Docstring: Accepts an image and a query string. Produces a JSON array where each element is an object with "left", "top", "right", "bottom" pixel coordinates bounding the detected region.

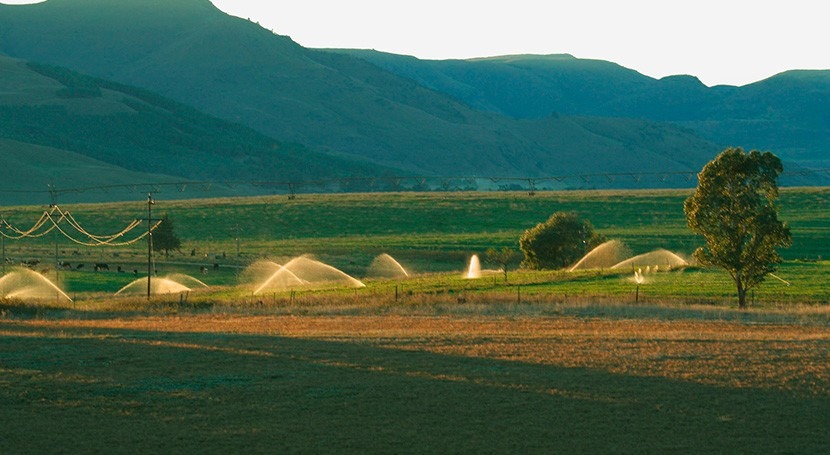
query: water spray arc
[
  {"left": 611, "top": 249, "right": 688, "bottom": 270},
  {"left": 0, "top": 268, "right": 72, "bottom": 302},
  {"left": 465, "top": 254, "right": 481, "bottom": 279},
  {"left": 634, "top": 268, "right": 645, "bottom": 303},
  {"left": 114, "top": 276, "right": 194, "bottom": 296},
  {"left": 253, "top": 263, "right": 308, "bottom": 295},
  {"left": 245, "top": 257, "right": 365, "bottom": 294},
  {"left": 367, "top": 254, "right": 409, "bottom": 279}
]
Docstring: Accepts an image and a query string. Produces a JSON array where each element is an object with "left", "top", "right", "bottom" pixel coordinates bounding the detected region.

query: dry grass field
[{"left": 2, "top": 310, "right": 828, "bottom": 453}]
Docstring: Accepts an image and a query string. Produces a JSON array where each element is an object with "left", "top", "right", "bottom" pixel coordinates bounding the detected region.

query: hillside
[
  {"left": 0, "top": 0, "right": 722, "bottom": 182},
  {"left": 0, "top": 139, "right": 184, "bottom": 205},
  {"left": 336, "top": 51, "right": 830, "bottom": 168},
  {"left": 0, "top": 55, "right": 393, "bottom": 203}
]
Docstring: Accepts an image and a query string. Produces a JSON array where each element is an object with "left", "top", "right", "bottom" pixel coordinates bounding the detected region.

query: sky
[
  {"left": 208, "top": 0, "right": 829, "bottom": 87},
  {"left": 3, "top": 0, "right": 827, "bottom": 87}
]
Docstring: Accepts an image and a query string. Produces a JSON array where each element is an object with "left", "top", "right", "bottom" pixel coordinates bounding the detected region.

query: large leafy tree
[
  {"left": 519, "top": 212, "right": 605, "bottom": 270},
  {"left": 684, "top": 147, "right": 791, "bottom": 309}
]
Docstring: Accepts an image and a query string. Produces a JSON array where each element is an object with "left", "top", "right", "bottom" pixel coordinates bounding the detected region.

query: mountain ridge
[
  {"left": 334, "top": 50, "right": 830, "bottom": 167},
  {"left": 0, "top": 0, "right": 726, "bottom": 182}
]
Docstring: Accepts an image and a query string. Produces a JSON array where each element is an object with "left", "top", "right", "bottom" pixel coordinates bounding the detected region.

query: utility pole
[
  {"left": 147, "top": 193, "right": 155, "bottom": 300},
  {"left": 49, "top": 184, "right": 59, "bottom": 289},
  {"left": 1, "top": 215, "right": 5, "bottom": 298},
  {"left": 1, "top": 215, "right": 5, "bottom": 276},
  {"left": 526, "top": 178, "right": 537, "bottom": 196}
]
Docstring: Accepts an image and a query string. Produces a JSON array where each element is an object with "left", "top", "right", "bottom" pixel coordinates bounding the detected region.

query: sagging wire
[
  {"left": 1, "top": 205, "right": 160, "bottom": 246},
  {"left": 56, "top": 207, "right": 144, "bottom": 242},
  {"left": 2, "top": 208, "right": 58, "bottom": 239}
]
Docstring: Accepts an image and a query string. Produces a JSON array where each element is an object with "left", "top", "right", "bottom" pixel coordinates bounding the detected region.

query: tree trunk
[{"left": 736, "top": 277, "right": 747, "bottom": 309}]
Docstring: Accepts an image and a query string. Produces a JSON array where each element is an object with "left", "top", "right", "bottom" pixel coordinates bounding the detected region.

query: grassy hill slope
[
  {"left": 0, "top": 138, "right": 187, "bottom": 205},
  {"left": 0, "top": 55, "right": 393, "bottom": 202},
  {"left": 0, "top": 0, "right": 722, "bottom": 180}
]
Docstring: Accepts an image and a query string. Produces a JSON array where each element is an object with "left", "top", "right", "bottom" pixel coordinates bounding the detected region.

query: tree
[
  {"left": 485, "top": 246, "right": 518, "bottom": 282},
  {"left": 519, "top": 212, "right": 606, "bottom": 270},
  {"left": 684, "top": 147, "right": 792, "bottom": 309},
  {"left": 152, "top": 213, "right": 182, "bottom": 258}
]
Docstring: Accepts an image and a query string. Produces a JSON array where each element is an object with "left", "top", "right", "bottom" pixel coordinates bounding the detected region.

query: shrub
[{"left": 519, "top": 212, "right": 605, "bottom": 269}]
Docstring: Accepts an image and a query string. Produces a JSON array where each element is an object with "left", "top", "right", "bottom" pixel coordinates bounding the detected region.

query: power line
[{"left": 1, "top": 205, "right": 160, "bottom": 247}]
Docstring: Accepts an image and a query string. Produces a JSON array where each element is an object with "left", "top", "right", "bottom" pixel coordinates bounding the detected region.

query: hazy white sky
[
  {"left": 208, "top": 0, "right": 828, "bottom": 87},
  {"left": 3, "top": 0, "right": 827, "bottom": 86}
]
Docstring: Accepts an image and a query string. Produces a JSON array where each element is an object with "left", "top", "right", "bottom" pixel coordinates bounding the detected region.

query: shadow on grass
[{"left": 1, "top": 323, "right": 827, "bottom": 453}]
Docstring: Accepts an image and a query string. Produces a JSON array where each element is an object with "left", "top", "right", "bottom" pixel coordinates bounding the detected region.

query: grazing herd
[{"left": 13, "top": 258, "right": 219, "bottom": 275}]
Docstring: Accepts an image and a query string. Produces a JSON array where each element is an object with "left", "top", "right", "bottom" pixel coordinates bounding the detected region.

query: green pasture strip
[
  {"left": 2, "top": 188, "right": 829, "bottom": 301},
  {"left": 5, "top": 188, "right": 829, "bottom": 261}
]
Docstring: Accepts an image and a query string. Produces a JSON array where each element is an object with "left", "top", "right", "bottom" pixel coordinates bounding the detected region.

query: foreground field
[{"left": 1, "top": 310, "right": 828, "bottom": 452}]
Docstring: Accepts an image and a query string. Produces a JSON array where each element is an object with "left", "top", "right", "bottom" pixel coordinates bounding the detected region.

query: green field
[{"left": 1, "top": 188, "right": 829, "bottom": 304}]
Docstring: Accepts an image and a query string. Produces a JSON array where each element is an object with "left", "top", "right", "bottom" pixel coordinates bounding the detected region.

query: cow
[{"left": 94, "top": 263, "right": 109, "bottom": 272}]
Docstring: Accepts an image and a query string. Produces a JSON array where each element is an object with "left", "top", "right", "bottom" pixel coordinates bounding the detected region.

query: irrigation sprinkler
[{"left": 634, "top": 268, "right": 645, "bottom": 303}]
